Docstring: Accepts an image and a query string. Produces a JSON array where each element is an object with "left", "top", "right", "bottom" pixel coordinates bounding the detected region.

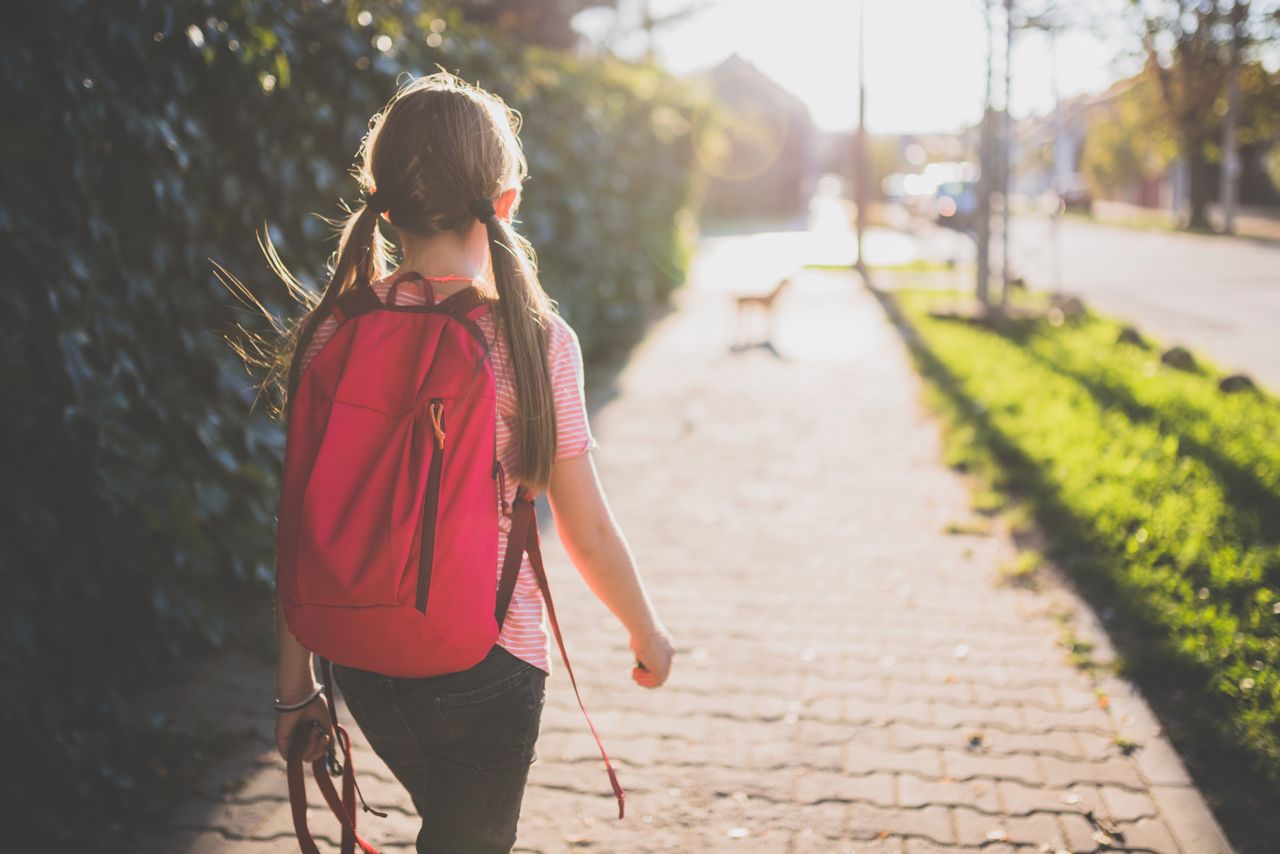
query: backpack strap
[
  {"left": 434, "top": 284, "right": 488, "bottom": 319},
  {"left": 285, "top": 284, "right": 383, "bottom": 406},
  {"left": 331, "top": 285, "right": 384, "bottom": 325},
  {"left": 494, "top": 488, "right": 531, "bottom": 628},
  {"left": 287, "top": 722, "right": 380, "bottom": 854},
  {"left": 498, "top": 487, "right": 626, "bottom": 820},
  {"left": 383, "top": 271, "right": 488, "bottom": 319}
]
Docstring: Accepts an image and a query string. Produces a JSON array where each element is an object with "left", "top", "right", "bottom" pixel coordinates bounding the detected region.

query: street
[{"left": 881, "top": 206, "right": 1280, "bottom": 395}]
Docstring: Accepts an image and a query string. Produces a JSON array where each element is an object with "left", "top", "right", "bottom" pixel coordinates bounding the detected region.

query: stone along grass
[{"left": 888, "top": 288, "right": 1280, "bottom": 848}]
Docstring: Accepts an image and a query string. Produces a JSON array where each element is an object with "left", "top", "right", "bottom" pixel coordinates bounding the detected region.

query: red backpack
[{"left": 277, "top": 272, "right": 623, "bottom": 853}]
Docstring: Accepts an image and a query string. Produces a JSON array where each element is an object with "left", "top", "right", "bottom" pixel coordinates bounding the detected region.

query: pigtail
[
  {"left": 284, "top": 200, "right": 389, "bottom": 410},
  {"left": 484, "top": 213, "right": 558, "bottom": 492}
]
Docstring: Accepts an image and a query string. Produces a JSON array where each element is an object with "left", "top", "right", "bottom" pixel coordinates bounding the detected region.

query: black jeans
[{"left": 333, "top": 644, "right": 547, "bottom": 854}]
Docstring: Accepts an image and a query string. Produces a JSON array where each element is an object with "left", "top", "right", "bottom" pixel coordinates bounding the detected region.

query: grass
[
  {"left": 883, "top": 287, "right": 1280, "bottom": 850},
  {"left": 944, "top": 519, "right": 991, "bottom": 536},
  {"left": 802, "top": 259, "right": 958, "bottom": 274},
  {"left": 997, "top": 550, "right": 1044, "bottom": 590}
]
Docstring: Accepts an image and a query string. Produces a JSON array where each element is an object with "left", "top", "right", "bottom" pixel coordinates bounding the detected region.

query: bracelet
[{"left": 274, "top": 684, "right": 323, "bottom": 713}]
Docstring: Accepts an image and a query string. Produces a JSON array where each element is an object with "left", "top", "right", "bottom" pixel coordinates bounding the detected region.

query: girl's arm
[
  {"left": 547, "top": 451, "right": 676, "bottom": 688},
  {"left": 274, "top": 591, "right": 335, "bottom": 761}
]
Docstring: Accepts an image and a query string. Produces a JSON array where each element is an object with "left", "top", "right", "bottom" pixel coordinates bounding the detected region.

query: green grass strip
[{"left": 890, "top": 289, "right": 1280, "bottom": 784}]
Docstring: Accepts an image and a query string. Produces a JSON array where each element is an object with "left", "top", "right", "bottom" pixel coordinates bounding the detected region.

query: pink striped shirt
[{"left": 297, "top": 275, "right": 599, "bottom": 675}]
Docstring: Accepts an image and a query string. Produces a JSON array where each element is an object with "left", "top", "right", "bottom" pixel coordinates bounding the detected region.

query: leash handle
[{"left": 287, "top": 721, "right": 380, "bottom": 854}]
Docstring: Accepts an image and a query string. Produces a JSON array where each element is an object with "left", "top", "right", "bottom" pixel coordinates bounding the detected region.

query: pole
[
  {"left": 999, "top": 0, "right": 1013, "bottom": 307},
  {"left": 1048, "top": 11, "right": 1063, "bottom": 294},
  {"left": 976, "top": 0, "right": 993, "bottom": 308},
  {"left": 1221, "top": 0, "right": 1244, "bottom": 235},
  {"left": 855, "top": 0, "right": 869, "bottom": 278}
]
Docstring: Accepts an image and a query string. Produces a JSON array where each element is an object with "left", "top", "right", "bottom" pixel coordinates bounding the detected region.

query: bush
[{"left": 0, "top": 1, "right": 706, "bottom": 844}]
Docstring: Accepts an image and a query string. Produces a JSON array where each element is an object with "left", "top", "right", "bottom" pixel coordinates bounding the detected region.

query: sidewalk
[
  {"left": 139, "top": 249, "right": 1234, "bottom": 852},
  {"left": 1091, "top": 199, "right": 1280, "bottom": 243}
]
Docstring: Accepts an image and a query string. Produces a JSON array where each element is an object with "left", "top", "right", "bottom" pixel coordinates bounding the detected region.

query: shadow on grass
[
  {"left": 1006, "top": 333, "right": 1280, "bottom": 557},
  {"left": 866, "top": 285, "right": 1280, "bottom": 854}
]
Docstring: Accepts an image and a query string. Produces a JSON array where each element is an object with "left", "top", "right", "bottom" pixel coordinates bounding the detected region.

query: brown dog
[{"left": 731, "top": 276, "right": 793, "bottom": 353}]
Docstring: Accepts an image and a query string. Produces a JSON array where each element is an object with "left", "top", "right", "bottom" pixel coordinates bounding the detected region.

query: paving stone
[
  {"left": 1099, "top": 784, "right": 1159, "bottom": 822},
  {"left": 1037, "top": 754, "right": 1144, "bottom": 790},
  {"left": 901, "top": 841, "right": 977, "bottom": 854},
  {"left": 995, "top": 780, "right": 1106, "bottom": 818},
  {"left": 930, "top": 701, "right": 1024, "bottom": 730},
  {"left": 792, "top": 769, "right": 896, "bottom": 807},
  {"left": 1149, "top": 784, "right": 1236, "bottom": 854},
  {"left": 802, "top": 716, "right": 890, "bottom": 748},
  {"left": 845, "top": 746, "right": 944, "bottom": 778},
  {"left": 940, "top": 749, "right": 1043, "bottom": 785},
  {"left": 953, "top": 806, "right": 1062, "bottom": 847},
  {"left": 1019, "top": 705, "right": 1114, "bottom": 733},
  {"left": 1058, "top": 810, "right": 1109, "bottom": 853},
  {"left": 897, "top": 773, "right": 999, "bottom": 813},
  {"left": 794, "top": 832, "right": 904, "bottom": 854},
  {"left": 1115, "top": 816, "right": 1183, "bottom": 853},
  {"left": 987, "top": 728, "right": 1084, "bottom": 760},
  {"left": 846, "top": 803, "right": 955, "bottom": 845}
]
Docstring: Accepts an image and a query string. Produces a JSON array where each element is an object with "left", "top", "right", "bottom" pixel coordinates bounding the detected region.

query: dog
[{"left": 731, "top": 276, "right": 793, "bottom": 354}]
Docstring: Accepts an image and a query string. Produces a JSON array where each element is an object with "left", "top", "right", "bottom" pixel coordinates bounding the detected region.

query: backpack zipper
[{"left": 416, "top": 399, "right": 446, "bottom": 613}]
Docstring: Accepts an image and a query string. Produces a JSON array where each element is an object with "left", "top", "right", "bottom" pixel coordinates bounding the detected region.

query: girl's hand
[
  {"left": 630, "top": 625, "right": 676, "bottom": 688},
  {"left": 275, "top": 694, "right": 335, "bottom": 764}
]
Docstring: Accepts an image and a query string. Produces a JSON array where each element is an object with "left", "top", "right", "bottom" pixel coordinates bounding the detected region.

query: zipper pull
[{"left": 429, "top": 400, "right": 446, "bottom": 449}]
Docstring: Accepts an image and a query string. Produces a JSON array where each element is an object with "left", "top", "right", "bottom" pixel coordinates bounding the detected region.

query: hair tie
[
  {"left": 469, "top": 197, "right": 496, "bottom": 222},
  {"left": 366, "top": 188, "right": 392, "bottom": 215}
]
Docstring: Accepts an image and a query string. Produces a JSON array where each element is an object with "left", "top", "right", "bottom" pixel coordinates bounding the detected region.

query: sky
[{"left": 574, "top": 0, "right": 1145, "bottom": 135}]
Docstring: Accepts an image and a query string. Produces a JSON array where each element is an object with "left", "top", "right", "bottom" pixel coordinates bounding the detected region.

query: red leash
[
  {"left": 287, "top": 722, "right": 379, "bottom": 854},
  {"left": 285, "top": 491, "right": 624, "bottom": 854},
  {"left": 513, "top": 488, "right": 626, "bottom": 819}
]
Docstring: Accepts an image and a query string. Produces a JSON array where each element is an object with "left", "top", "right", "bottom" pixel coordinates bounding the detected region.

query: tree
[
  {"left": 450, "top": 0, "right": 618, "bottom": 49},
  {"left": 1124, "top": 0, "right": 1280, "bottom": 229},
  {"left": 1081, "top": 72, "right": 1179, "bottom": 202}
]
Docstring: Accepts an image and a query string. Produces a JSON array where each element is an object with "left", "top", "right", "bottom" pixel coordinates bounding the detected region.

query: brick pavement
[{"left": 138, "top": 255, "right": 1234, "bottom": 853}]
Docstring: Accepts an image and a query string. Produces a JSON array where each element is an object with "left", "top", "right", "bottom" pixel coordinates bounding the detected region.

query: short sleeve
[
  {"left": 297, "top": 314, "right": 339, "bottom": 376},
  {"left": 547, "top": 313, "right": 600, "bottom": 461}
]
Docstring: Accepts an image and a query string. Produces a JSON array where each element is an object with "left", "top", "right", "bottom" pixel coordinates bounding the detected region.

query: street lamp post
[
  {"left": 855, "top": 0, "right": 869, "bottom": 279},
  {"left": 1048, "top": 9, "right": 1063, "bottom": 295},
  {"left": 1221, "top": 0, "right": 1244, "bottom": 235},
  {"left": 976, "top": 0, "right": 994, "bottom": 308},
  {"left": 1000, "top": 0, "right": 1014, "bottom": 307}
]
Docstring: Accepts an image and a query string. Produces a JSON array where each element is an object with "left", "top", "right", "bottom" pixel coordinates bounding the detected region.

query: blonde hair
[{"left": 267, "top": 71, "right": 560, "bottom": 492}]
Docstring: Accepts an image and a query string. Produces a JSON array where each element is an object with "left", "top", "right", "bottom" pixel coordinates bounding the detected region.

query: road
[
  {"left": 1006, "top": 215, "right": 1279, "bottom": 392},
  {"left": 864, "top": 200, "right": 1280, "bottom": 392}
]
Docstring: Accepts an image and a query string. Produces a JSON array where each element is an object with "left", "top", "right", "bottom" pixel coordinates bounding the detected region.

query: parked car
[
  {"left": 934, "top": 180, "right": 979, "bottom": 231},
  {"left": 1055, "top": 173, "right": 1093, "bottom": 213}
]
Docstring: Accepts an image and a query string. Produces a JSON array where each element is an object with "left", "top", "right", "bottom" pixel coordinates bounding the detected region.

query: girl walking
[{"left": 270, "top": 72, "right": 676, "bottom": 853}]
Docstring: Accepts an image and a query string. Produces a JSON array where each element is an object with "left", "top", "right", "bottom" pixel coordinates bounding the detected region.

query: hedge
[{"left": 0, "top": 1, "right": 707, "bottom": 844}]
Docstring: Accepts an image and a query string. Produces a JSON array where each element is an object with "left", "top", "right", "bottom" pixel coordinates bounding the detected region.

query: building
[{"left": 695, "top": 53, "right": 817, "bottom": 221}]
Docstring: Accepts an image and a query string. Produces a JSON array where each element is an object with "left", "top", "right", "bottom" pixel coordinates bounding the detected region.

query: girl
[{"left": 270, "top": 72, "right": 676, "bottom": 852}]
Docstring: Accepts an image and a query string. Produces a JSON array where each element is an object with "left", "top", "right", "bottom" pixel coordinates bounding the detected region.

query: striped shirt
[{"left": 297, "top": 274, "right": 599, "bottom": 675}]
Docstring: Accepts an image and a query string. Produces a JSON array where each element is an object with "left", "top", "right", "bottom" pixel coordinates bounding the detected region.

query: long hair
[{"left": 229, "top": 72, "right": 560, "bottom": 492}]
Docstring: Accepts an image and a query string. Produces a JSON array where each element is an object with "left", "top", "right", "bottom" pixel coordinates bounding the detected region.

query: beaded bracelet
[{"left": 274, "top": 684, "right": 323, "bottom": 713}]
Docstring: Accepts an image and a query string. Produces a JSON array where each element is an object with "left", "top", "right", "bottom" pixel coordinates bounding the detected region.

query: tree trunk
[{"left": 1184, "top": 134, "right": 1213, "bottom": 231}]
